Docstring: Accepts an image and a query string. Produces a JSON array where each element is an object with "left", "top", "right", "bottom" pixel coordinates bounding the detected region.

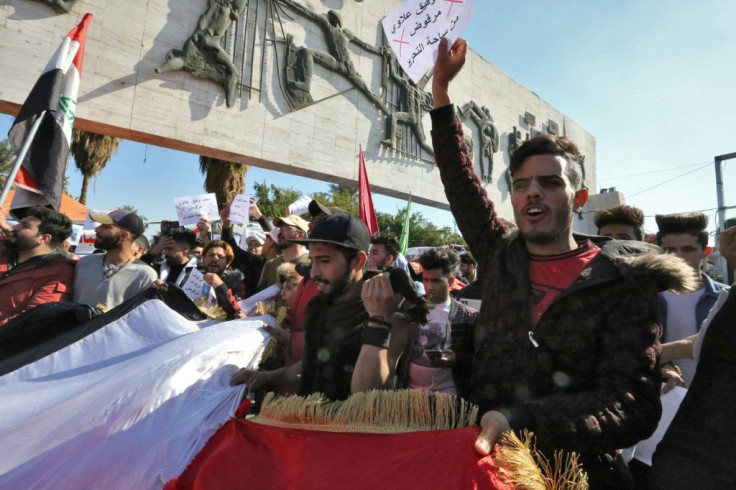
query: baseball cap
[
  {"left": 267, "top": 228, "right": 280, "bottom": 242},
  {"left": 273, "top": 215, "right": 310, "bottom": 233},
  {"left": 90, "top": 209, "right": 146, "bottom": 236},
  {"left": 289, "top": 212, "right": 369, "bottom": 252},
  {"left": 308, "top": 200, "right": 331, "bottom": 218},
  {"left": 245, "top": 231, "right": 265, "bottom": 245}
]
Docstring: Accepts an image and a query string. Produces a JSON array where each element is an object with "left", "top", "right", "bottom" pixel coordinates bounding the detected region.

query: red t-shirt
[{"left": 528, "top": 241, "right": 600, "bottom": 326}]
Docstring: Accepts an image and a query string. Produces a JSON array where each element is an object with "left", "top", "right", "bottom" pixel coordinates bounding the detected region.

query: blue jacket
[{"left": 660, "top": 273, "right": 727, "bottom": 333}]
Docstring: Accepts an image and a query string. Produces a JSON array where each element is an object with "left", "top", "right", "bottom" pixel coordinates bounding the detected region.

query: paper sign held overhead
[
  {"left": 229, "top": 194, "right": 251, "bottom": 226},
  {"left": 174, "top": 194, "right": 219, "bottom": 226},
  {"left": 287, "top": 195, "right": 312, "bottom": 217},
  {"left": 382, "top": 0, "right": 474, "bottom": 84}
]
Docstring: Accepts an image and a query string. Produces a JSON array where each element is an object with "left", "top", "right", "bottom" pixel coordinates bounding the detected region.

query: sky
[{"left": 2, "top": 1, "right": 735, "bottom": 243}]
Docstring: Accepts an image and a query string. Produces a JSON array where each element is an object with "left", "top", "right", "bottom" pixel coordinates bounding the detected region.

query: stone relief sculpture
[
  {"left": 33, "top": 0, "right": 76, "bottom": 13},
  {"left": 277, "top": 0, "right": 389, "bottom": 114},
  {"left": 155, "top": 0, "right": 248, "bottom": 108},
  {"left": 458, "top": 101, "right": 499, "bottom": 182},
  {"left": 508, "top": 125, "right": 524, "bottom": 155},
  {"left": 381, "top": 51, "right": 434, "bottom": 156},
  {"left": 283, "top": 34, "right": 314, "bottom": 110}
]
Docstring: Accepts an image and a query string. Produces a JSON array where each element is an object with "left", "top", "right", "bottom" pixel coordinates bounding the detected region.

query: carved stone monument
[{"left": 1, "top": 0, "right": 596, "bottom": 219}]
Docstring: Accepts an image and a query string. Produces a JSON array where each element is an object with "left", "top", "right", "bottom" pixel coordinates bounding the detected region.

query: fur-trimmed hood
[{"left": 600, "top": 239, "right": 699, "bottom": 294}]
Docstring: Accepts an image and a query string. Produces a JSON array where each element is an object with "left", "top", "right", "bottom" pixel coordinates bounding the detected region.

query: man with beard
[
  {"left": 0, "top": 206, "right": 76, "bottom": 325},
  {"left": 199, "top": 240, "right": 244, "bottom": 319},
  {"left": 257, "top": 215, "right": 310, "bottom": 291},
  {"left": 354, "top": 248, "right": 477, "bottom": 396},
  {"left": 231, "top": 212, "right": 370, "bottom": 401},
  {"left": 353, "top": 38, "right": 695, "bottom": 488},
  {"left": 73, "top": 209, "right": 156, "bottom": 310},
  {"left": 144, "top": 227, "right": 199, "bottom": 288},
  {"left": 365, "top": 233, "right": 400, "bottom": 270}
]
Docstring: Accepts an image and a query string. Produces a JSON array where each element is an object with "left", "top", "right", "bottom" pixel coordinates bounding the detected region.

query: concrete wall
[{"left": 0, "top": 0, "right": 596, "bottom": 222}]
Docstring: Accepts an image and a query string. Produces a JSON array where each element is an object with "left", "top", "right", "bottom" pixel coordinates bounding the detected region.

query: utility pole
[{"left": 715, "top": 152, "right": 736, "bottom": 284}]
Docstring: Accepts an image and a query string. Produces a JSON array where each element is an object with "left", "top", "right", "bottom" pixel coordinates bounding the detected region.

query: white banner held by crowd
[
  {"left": 174, "top": 193, "right": 219, "bottom": 226},
  {"left": 229, "top": 194, "right": 251, "bottom": 226},
  {"left": 0, "top": 301, "right": 270, "bottom": 489},
  {"left": 287, "top": 194, "right": 312, "bottom": 217},
  {"left": 382, "top": 0, "right": 474, "bottom": 83}
]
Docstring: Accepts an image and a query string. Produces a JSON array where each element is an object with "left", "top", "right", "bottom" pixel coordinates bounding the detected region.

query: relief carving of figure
[
  {"left": 458, "top": 101, "right": 499, "bottom": 182},
  {"left": 155, "top": 0, "right": 248, "bottom": 108},
  {"left": 35, "top": 0, "right": 77, "bottom": 13},
  {"left": 283, "top": 34, "right": 314, "bottom": 110},
  {"left": 380, "top": 51, "right": 433, "bottom": 156},
  {"left": 278, "top": 0, "right": 388, "bottom": 114}
]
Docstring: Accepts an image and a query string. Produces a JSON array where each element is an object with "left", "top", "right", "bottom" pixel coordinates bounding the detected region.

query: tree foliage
[
  {"left": 199, "top": 156, "right": 248, "bottom": 209},
  {"left": 0, "top": 139, "right": 14, "bottom": 189},
  {"left": 252, "top": 181, "right": 305, "bottom": 220},
  {"left": 71, "top": 129, "right": 120, "bottom": 204},
  {"left": 255, "top": 181, "right": 464, "bottom": 247}
]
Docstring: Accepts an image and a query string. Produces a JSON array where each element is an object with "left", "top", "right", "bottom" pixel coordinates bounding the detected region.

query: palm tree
[
  {"left": 71, "top": 129, "right": 120, "bottom": 204},
  {"left": 198, "top": 156, "right": 248, "bottom": 209},
  {"left": 0, "top": 139, "right": 15, "bottom": 189}
]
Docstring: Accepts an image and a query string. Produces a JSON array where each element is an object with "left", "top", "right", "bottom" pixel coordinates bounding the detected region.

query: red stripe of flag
[{"left": 358, "top": 145, "right": 379, "bottom": 236}]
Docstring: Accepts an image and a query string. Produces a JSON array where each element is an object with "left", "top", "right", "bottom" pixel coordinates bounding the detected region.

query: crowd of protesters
[{"left": 2, "top": 37, "right": 736, "bottom": 489}]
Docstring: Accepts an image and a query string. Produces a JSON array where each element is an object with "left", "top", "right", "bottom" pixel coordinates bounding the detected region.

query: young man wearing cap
[
  {"left": 231, "top": 212, "right": 371, "bottom": 401},
  {"left": 73, "top": 209, "right": 156, "bottom": 310},
  {"left": 352, "top": 38, "right": 695, "bottom": 488},
  {"left": 0, "top": 206, "right": 76, "bottom": 325},
  {"left": 257, "top": 215, "right": 310, "bottom": 290}
]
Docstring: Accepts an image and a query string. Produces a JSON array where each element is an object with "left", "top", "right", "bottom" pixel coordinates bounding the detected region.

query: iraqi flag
[
  {"left": 7, "top": 13, "right": 92, "bottom": 216},
  {"left": 358, "top": 145, "right": 379, "bottom": 236}
]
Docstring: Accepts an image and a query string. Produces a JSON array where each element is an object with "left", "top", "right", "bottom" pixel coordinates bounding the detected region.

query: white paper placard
[
  {"left": 229, "top": 194, "right": 251, "bottom": 226},
  {"left": 287, "top": 194, "right": 312, "bottom": 217},
  {"left": 382, "top": 0, "right": 474, "bottom": 84},
  {"left": 181, "top": 268, "right": 205, "bottom": 300},
  {"left": 84, "top": 209, "right": 110, "bottom": 230},
  {"left": 173, "top": 194, "right": 219, "bottom": 226},
  {"left": 67, "top": 224, "right": 84, "bottom": 246}
]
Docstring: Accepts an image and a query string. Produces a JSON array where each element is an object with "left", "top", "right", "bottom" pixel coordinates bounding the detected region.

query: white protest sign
[
  {"left": 229, "top": 194, "right": 251, "bottom": 226},
  {"left": 67, "top": 224, "right": 84, "bottom": 246},
  {"left": 181, "top": 268, "right": 205, "bottom": 300},
  {"left": 382, "top": 0, "right": 474, "bottom": 84},
  {"left": 173, "top": 194, "right": 219, "bottom": 226},
  {"left": 84, "top": 209, "right": 110, "bottom": 231},
  {"left": 287, "top": 194, "right": 312, "bottom": 216}
]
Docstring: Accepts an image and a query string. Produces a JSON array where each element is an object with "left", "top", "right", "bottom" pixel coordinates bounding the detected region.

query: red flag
[
  {"left": 358, "top": 145, "right": 379, "bottom": 236},
  {"left": 165, "top": 418, "right": 510, "bottom": 489},
  {"left": 7, "top": 13, "right": 92, "bottom": 215}
]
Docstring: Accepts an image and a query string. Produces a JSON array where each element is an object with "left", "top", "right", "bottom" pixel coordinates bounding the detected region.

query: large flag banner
[
  {"left": 358, "top": 145, "right": 379, "bottom": 236},
  {"left": 0, "top": 300, "right": 270, "bottom": 489},
  {"left": 399, "top": 194, "right": 412, "bottom": 256},
  {"left": 7, "top": 13, "right": 92, "bottom": 214}
]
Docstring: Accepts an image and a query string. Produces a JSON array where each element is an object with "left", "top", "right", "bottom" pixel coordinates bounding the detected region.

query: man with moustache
[
  {"left": 198, "top": 240, "right": 244, "bottom": 319},
  {"left": 0, "top": 206, "right": 76, "bottom": 325},
  {"left": 143, "top": 227, "right": 199, "bottom": 288},
  {"left": 231, "top": 212, "right": 370, "bottom": 401},
  {"left": 257, "top": 215, "right": 310, "bottom": 290},
  {"left": 73, "top": 209, "right": 156, "bottom": 310},
  {"left": 354, "top": 38, "right": 694, "bottom": 488}
]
